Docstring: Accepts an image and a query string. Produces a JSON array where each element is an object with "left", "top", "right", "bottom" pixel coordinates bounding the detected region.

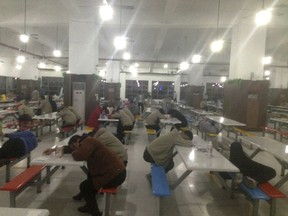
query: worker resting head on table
[{"left": 143, "top": 129, "right": 193, "bottom": 173}]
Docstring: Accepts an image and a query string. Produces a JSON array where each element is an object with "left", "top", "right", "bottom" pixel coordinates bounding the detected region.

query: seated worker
[
  {"left": 68, "top": 106, "right": 81, "bottom": 123},
  {"left": 143, "top": 129, "right": 193, "bottom": 173},
  {"left": 17, "top": 98, "right": 35, "bottom": 121},
  {"left": 122, "top": 106, "right": 135, "bottom": 125},
  {"left": 86, "top": 103, "right": 108, "bottom": 130},
  {"left": 109, "top": 107, "right": 133, "bottom": 144},
  {"left": 48, "top": 95, "right": 57, "bottom": 112},
  {"left": 72, "top": 135, "right": 126, "bottom": 216},
  {"left": 0, "top": 131, "right": 37, "bottom": 160},
  {"left": 229, "top": 141, "right": 276, "bottom": 188},
  {"left": 167, "top": 108, "right": 188, "bottom": 131},
  {"left": 38, "top": 95, "right": 52, "bottom": 115},
  {"left": 145, "top": 108, "right": 166, "bottom": 137},
  {"left": 127, "top": 100, "right": 139, "bottom": 116},
  {"left": 56, "top": 106, "right": 77, "bottom": 128}
]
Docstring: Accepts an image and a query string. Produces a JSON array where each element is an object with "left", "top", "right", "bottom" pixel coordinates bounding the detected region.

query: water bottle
[{"left": 207, "top": 141, "right": 213, "bottom": 158}]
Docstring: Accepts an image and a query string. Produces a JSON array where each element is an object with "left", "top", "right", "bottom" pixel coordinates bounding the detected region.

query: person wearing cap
[
  {"left": 143, "top": 129, "right": 193, "bottom": 173},
  {"left": 145, "top": 108, "right": 166, "bottom": 137}
]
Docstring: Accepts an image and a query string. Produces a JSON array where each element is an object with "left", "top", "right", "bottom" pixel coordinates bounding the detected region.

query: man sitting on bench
[{"left": 143, "top": 129, "right": 193, "bottom": 173}]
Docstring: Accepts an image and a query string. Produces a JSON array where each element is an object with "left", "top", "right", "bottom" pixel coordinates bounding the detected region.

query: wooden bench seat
[
  {"left": 99, "top": 187, "right": 118, "bottom": 216},
  {"left": 0, "top": 165, "right": 46, "bottom": 207}
]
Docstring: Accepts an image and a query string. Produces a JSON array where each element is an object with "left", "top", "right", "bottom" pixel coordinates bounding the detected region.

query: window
[
  {"left": 180, "top": 82, "right": 188, "bottom": 100},
  {"left": 41, "top": 77, "right": 64, "bottom": 96},
  {"left": 125, "top": 80, "right": 148, "bottom": 101},
  {"left": 151, "top": 81, "right": 174, "bottom": 99}
]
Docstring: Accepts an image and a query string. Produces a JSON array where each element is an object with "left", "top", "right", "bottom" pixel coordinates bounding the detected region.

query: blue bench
[
  {"left": 151, "top": 164, "right": 171, "bottom": 197},
  {"left": 228, "top": 173, "right": 285, "bottom": 216}
]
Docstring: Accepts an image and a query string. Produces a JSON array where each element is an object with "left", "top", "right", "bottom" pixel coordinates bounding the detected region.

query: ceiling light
[
  {"left": 262, "top": 56, "right": 272, "bottom": 65},
  {"left": 179, "top": 61, "right": 189, "bottom": 71},
  {"left": 54, "top": 65, "right": 61, "bottom": 71},
  {"left": 19, "top": 34, "right": 29, "bottom": 43},
  {"left": 192, "top": 55, "right": 202, "bottom": 64},
  {"left": 16, "top": 55, "right": 26, "bottom": 64},
  {"left": 163, "top": 64, "right": 168, "bottom": 69},
  {"left": 265, "top": 77, "right": 270, "bottom": 80},
  {"left": 210, "top": 40, "right": 224, "bottom": 53},
  {"left": 99, "top": 69, "right": 106, "bottom": 77},
  {"left": 16, "top": 64, "right": 22, "bottom": 70},
  {"left": 123, "top": 52, "right": 131, "bottom": 60},
  {"left": 220, "top": 76, "right": 227, "bottom": 82},
  {"left": 264, "top": 70, "right": 271, "bottom": 76},
  {"left": 99, "top": 4, "right": 113, "bottom": 21},
  {"left": 113, "top": 36, "right": 127, "bottom": 50},
  {"left": 53, "top": 49, "right": 62, "bottom": 57},
  {"left": 66, "top": 70, "right": 70, "bottom": 74},
  {"left": 134, "top": 62, "right": 139, "bottom": 67},
  {"left": 255, "top": 8, "right": 272, "bottom": 26},
  {"left": 38, "top": 62, "right": 46, "bottom": 69}
]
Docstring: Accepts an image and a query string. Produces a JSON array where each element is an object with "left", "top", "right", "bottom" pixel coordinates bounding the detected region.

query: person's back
[
  {"left": 146, "top": 109, "right": 166, "bottom": 125},
  {"left": 57, "top": 107, "right": 77, "bottom": 126},
  {"left": 94, "top": 128, "right": 128, "bottom": 163},
  {"left": 68, "top": 106, "right": 81, "bottom": 122},
  {"left": 111, "top": 109, "right": 133, "bottom": 126},
  {"left": 86, "top": 105, "right": 103, "bottom": 129},
  {"left": 38, "top": 96, "right": 52, "bottom": 114},
  {"left": 123, "top": 107, "right": 135, "bottom": 123},
  {"left": 18, "top": 99, "right": 34, "bottom": 121}
]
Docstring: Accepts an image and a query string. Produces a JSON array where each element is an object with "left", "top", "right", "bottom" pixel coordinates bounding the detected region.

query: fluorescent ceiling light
[
  {"left": 134, "top": 62, "right": 139, "bottom": 68},
  {"left": 99, "top": 4, "right": 113, "bottom": 21},
  {"left": 163, "top": 64, "right": 168, "bottom": 69},
  {"left": 16, "top": 64, "right": 22, "bottom": 70},
  {"left": 255, "top": 8, "right": 272, "bottom": 26},
  {"left": 123, "top": 52, "right": 131, "bottom": 60},
  {"left": 38, "top": 62, "right": 46, "bottom": 69},
  {"left": 53, "top": 49, "right": 62, "bottom": 57},
  {"left": 16, "top": 55, "right": 26, "bottom": 64},
  {"left": 19, "top": 34, "right": 29, "bottom": 43},
  {"left": 192, "top": 55, "right": 201, "bottom": 64},
  {"left": 179, "top": 61, "right": 189, "bottom": 71},
  {"left": 262, "top": 56, "right": 272, "bottom": 65},
  {"left": 54, "top": 65, "right": 61, "bottom": 71},
  {"left": 264, "top": 70, "right": 271, "bottom": 76},
  {"left": 210, "top": 40, "right": 224, "bottom": 53},
  {"left": 220, "top": 76, "right": 227, "bottom": 82},
  {"left": 113, "top": 36, "right": 127, "bottom": 50}
]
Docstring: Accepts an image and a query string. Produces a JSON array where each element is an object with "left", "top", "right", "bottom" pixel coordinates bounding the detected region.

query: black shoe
[
  {"left": 72, "top": 193, "right": 83, "bottom": 201},
  {"left": 78, "top": 206, "right": 102, "bottom": 216}
]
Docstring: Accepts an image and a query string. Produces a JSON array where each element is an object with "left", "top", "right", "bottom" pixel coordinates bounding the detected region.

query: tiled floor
[{"left": 0, "top": 124, "right": 288, "bottom": 216}]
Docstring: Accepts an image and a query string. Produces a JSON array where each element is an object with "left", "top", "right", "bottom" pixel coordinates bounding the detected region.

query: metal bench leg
[
  {"left": 252, "top": 200, "right": 259, "bottom": 216},
  {"left": 104, "top": 193, "right": 111, "bottom": 216},
  {"left": 270, "top": 199, "right": 276, "bottom": 216},
  {"left": 10, "top": 192, "right": 16, "bottom": 207}
]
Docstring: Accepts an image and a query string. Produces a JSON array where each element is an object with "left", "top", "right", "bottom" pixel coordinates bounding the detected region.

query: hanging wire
[
  {"left": 119, "top": 0, "right": 122, "bottom": 34},
  {"left": 216, "top": 0, "right": 221, "bottom": 37},
  {"left": 24, "top": 0, "right": 27, "bottom": 34},
  {"left": 56, "top": 24, "right": 59, "bottom": 49}
]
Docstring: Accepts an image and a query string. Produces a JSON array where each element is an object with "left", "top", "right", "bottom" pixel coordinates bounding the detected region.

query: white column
[
  {"left": 187, "top": 64, "right": 204, "bottom": 85},
  {"left": 19, "top": 58, "right": 39, "bottom": 80},
  {"left": 174, "top": 74, "right": 181, "bottom": 102},
  {"left": 229, "top": 22, "right": 267, "bottom": 80},
  {"left": 69, "top": 19, "right": 99, "bottom": 74},
  {"left": 106, "top": 61, "right": 120, "bottom": 83}
]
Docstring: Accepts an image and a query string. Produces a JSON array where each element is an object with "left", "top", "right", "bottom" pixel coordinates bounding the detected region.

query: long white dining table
[
  {"left": 0, "top": 207, "right": 49, "bottom": 216},
  {"left": 171, "top": 135, "right": 239, "bottom": 190},
  {"left": 239, "top": 136, "right": 288, "bottom": 188},
  {"left": 205, "top": 116, "right": 246, "bottom": 138}
]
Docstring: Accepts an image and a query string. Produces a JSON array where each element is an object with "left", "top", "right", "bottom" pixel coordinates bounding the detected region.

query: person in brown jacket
[{"left": 72, "top": 136, "right": 126, "bottom": 216}]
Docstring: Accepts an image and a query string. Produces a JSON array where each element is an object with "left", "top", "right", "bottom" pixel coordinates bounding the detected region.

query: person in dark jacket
[
  {"left": 48, "top": 95, "right": 57, "bottom": 112},
  {"left": 72, "top": 136, "right": 126, "bottom": 216},
  {"left": 0, "top": 131, "right": 37, "bottom": 160},
  {"left": 229, "top": 141, "right": 276, "bottom": 186},
  {"left": 167, "top": 109, "right": 188, "bottom": 131}
]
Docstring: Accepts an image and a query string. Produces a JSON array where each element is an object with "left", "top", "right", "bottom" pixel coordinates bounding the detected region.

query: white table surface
[
  {"left": 98, "top": 118, "right": 119, "bottom": 122},
  {"left": 160, "top": 118, "right": 181, "bottom": 125},
  {"left": 33, "top": 112, "right": 58, "bottom": 120},
  {"left": 205, "top": 116, "right": 246, "bottom": 127},
  {"left": 239, "top": 136, "right": 288, "bottom": 162},
  {"left": 31, "top": 154, "right": 84, "bottom": 166},
  {"left": 189, "top": 109, "right": 214, "bottom": 116},
  {"left": 0, "top": 207, "right": 49, "bottom": 216},
  {"left": 176, "top": 135, "right": 239, "bottom": 172}
]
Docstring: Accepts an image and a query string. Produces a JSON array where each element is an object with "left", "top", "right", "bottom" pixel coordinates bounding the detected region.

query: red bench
[
  {"left": 0, "top": 165, "right": 46, "bottom": 207},
  {"left": 99, "top": 187, "right": 118, "bottom": 216},
  {"left": 258, "top": 182, "right": 286, "bottom": 216}
]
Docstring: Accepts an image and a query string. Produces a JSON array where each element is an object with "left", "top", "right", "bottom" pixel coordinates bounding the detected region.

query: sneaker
[
  {"left": 72, "top": 193, "right": 83, "bottom": 201},
  {"left": 243, "top": 176, "right": 258, "bottom": 189}
]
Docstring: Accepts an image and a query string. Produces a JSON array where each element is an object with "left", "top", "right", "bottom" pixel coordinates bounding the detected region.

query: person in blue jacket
[{"left": 0, "top": 131, "right": 37, "bottom": 160}]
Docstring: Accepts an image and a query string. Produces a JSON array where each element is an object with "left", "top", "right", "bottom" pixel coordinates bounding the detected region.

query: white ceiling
[{"left": 0, "top": 0, "right": 287, "bottom": 75}]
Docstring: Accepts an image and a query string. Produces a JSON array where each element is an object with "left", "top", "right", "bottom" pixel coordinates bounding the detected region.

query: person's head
[
  {"left": 68, "top": 135, "right": 82, "bottom": 150},
  {"left": 40, "top": 95, "right": 45, "bottom": 100},
  {"left": 180, "top": 130, "right": 193, "bottom": 141}
]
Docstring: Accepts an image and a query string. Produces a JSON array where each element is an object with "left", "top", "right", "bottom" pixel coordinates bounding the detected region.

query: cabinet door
[{"left": 246, "top": 99, "right": 259, "bottom": 128}]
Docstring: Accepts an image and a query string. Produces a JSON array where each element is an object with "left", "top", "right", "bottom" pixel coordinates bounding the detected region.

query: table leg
[
  {"left": 169, "top": 170, "right": 192, "bottom": 190},
  {"left": 274, "top": 173, "right": 288, "bottom": 188}
]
